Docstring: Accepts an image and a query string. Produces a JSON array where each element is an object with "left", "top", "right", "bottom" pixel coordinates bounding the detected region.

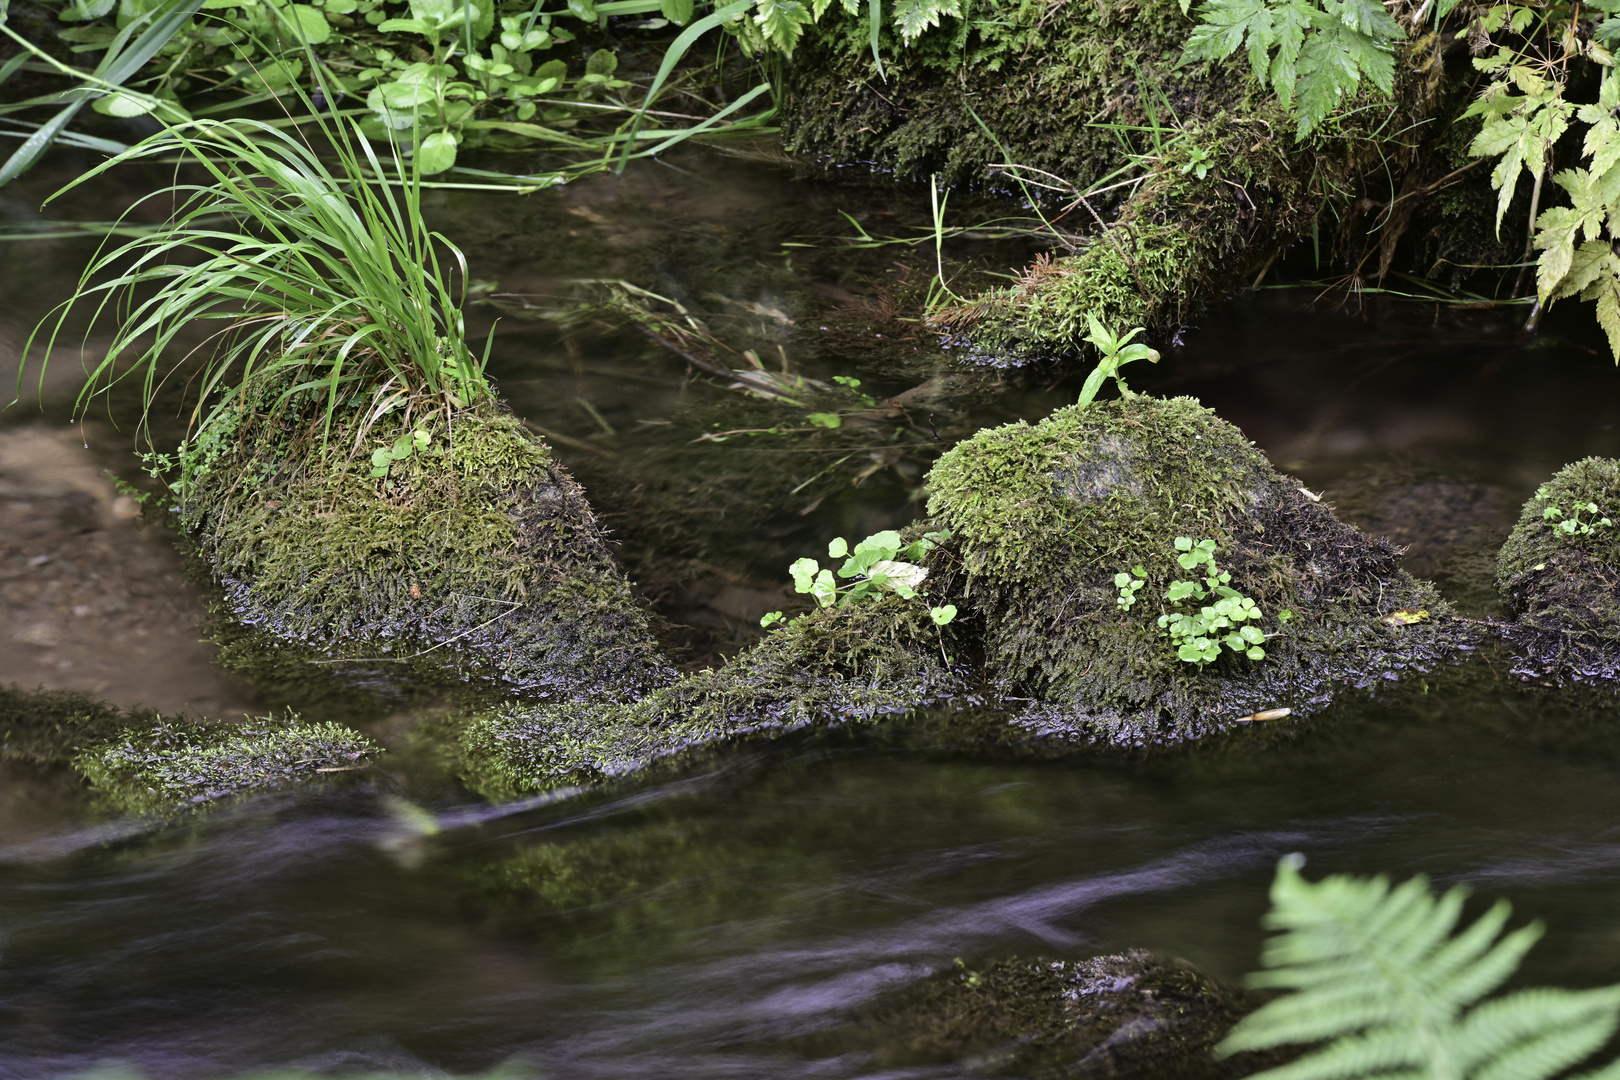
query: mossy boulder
[
  {"left": 1496, "top": 458, "right": 1620, "bottom": 680},
  {"left": 816, "top": 950, "right": 1278, "bottom": 1078},
  {"left": 0, "top": 685, "right": 382, "bottom": 813},
  {"left": 177, "top": 393, "right": 674, "bottom": 702},
  {"left": 450, "top": 395, "right": 1470, "bottom": 796},
  {"left": 927, "top": 394, "right": 1473, "bottom": 742}
]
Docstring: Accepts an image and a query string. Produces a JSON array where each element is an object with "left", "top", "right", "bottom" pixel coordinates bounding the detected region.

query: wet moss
[
  {"left": 1496, "top": 458, "right": 1620, "bottom": 680},
  {"left": 0, "top": 684, "right": 141, "bottom": 768},
  {"left": 782, "top": 0, "right": 1220, "bottom": 192},
  {"left": 455, "top": 593, "right": 964, "bottom": 796},
  {"left": 75, "top": 714, "right": 384, "bottom": 815},
  {"left": 818, "top": 950, "right": 1278, "bottom": 1078},
  {"left": 925, "top": 395, "right": 1475, "bottom": 743},
  {"left": 0, "top": 685, "right": 382, "bottom": 813},
  {"left": 178, "top": 390, "right": 674, "bottom": 703},
  {"left": 932, "top": 106, "right": 1315, "bottom": 358}
]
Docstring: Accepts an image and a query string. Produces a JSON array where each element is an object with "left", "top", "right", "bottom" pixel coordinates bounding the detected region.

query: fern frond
[{"left": 1218, "top": 857, "right": 1620, "bottom": 1080}]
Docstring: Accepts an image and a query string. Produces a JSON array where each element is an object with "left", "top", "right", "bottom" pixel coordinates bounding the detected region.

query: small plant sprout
[
  {"left": 1539, "top": 486, "right": 1614, "bottom": 537},
  {"left": 1115, "top": 565, "right": 1147, "bottom": 609},
  {"left": 1122, "top": 537, "right": 1278, "bottom": 668},
  {"left": 761, "top": 528, "right": 955, "bottom": 628},
  {"left": 1077, "top": 315, "right": 1161, "bottom": 409}
]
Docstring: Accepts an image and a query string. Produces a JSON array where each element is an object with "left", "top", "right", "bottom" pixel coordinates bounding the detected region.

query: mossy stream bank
[{"left": 780, "top": 0, "right": 1508, "bottom": 362}]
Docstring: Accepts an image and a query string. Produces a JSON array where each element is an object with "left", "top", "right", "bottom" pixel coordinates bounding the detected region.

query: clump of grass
[{"left": 19, "top": 110, "right": 493, "bottom": 478}]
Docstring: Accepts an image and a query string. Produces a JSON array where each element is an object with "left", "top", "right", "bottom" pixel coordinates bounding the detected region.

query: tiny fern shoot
[{"left": 1218, "top": 856, "right": 1620, "bottom": 1080}]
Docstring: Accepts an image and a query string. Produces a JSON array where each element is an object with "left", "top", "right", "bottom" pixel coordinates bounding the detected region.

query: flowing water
[{"left": 4, "top": 145, "right": 1620, "bottom": 1079}]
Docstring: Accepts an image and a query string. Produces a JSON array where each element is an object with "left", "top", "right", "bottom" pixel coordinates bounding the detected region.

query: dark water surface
[{"left": 4, "top": 146, "right": 1620, "bottom": 1079}]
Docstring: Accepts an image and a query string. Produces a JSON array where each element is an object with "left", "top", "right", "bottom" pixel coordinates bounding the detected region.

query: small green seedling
[
  {"left": 1115, "top": 565, "right": 1147, "bottom": 609},
  {"left": 371, "top": 426, "right": 433, "bottom": 477},
  {"left": 761, "top": 528, "right": 955, "bottom": 628},
  {"left": 1539, "top": 486, "right": 1613, "bottom": 537},
  {"left": 1121, "top": 537, "right": 1280, "bottom": 668},
  {"left": 1078, "top": 314, "right": 1161, "bottom": 409}
]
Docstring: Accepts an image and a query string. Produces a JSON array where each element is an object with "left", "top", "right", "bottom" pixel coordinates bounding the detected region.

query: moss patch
[
  {"left": 178, "top": 392, "right": 674, "bottom": 703},
  {"left": 782, "top": 0, "right": 1220, "bottom": 192},
  {"left": 77, "top": 714, "right": 383, "bottom": 815},
  {"left": 0, "top": 684, "right": 139, "bottom": 768},
  {"left": 0, "top": 685, "right": 382, "bottom": 814},
  {"left": 812, "top": 950, "right": 1279, "bottom": 1078},
  {"left": 926, "top": 395, "right": 1474, "bottom": 743},
  {"left": 455, "top": 592, "right": 964, "bottom": 796},
  {"left": 1496, "top": 458, "right": 1620, "bottom": 680}
]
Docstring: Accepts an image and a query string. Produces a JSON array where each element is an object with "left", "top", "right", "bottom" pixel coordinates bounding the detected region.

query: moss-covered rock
[
  {"left": 177, "top": 392, "right": 674, "bottom": 703},
  {"left": 1496, "top": 458, "right": 1620, "bottom": 680},
  {"left": 455, "top": 593, "right": 963, "bottom": 796},
  {"left": 0, "top": 685, "right": 383, "bottom": 813},
  {"left": 451, "top": 395, "right": 1470, "bottom": 795},
  {"left": 77, "top": 714, "right": 383, "bottom": 815},
  {"left": 817, "top": 950, "right": 1278, "bottom": 1077},
  {"left": 928, "top": 395, "right": 1474, "bottom": 743}
]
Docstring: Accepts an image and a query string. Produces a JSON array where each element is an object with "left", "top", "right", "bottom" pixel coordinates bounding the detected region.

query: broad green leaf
[
  {"left": 377, "top": 16, "right": 433, "bottom": 32},
  {"left": 659, "top": 0, "right": 692, "bottom": 22},
  {"left": 91, "top": 90, "right": 155, "bottom": 116},
  {"left": 1293, "top": 21, "right": 1364, "bottom": 138},
  {"left": 827, "top": 537, "right": 848, "bottom": 559},
  {"left": 1324, "top": 0, "right": 1402, "bottom": 41},
  {"left": 1555, "top": 240, "right": 1613, "bottom": 301},
  {"left": 1265, "top": 0, "right": 1312, "bottom": 106},
  {"left": 58, "top": 0, "right": 115, "bottom": 19},
  {"left": 810, "top": 568, "right": 837, "bottom": 607},
  {"left": 585, "top": 47, "right": 616, "bottom": 75},
  {"left": 869, "top": 559, "right": 928, "bottom": 593},
  {"left": 789, "top": 557, "right": 818, "bottom": 592},
  {"left": 280, "top": 2, "right": 330, "bottom": 42},
  {"left": 417, "top": 130, "right": 457, "bottom": 174},
  {"left": 1594, "top": 271, "right": 1620, "bottom": 362}
]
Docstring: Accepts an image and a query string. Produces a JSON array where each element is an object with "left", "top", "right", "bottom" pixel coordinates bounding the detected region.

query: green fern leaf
[
  {"left": 1293, "top": 21, "right": 1364, "bottom": 138},
  {"left": 891, "top": 0, "right": 959, "bottom": 43},
  {"left": 1216, "top": 857, "right": 1620, "bottom": 1080},
  {"left": 1184, "top": 0, "right": 1276, "bottom": 73},
  {"left": 1265, "top": 0, "right": 1312, "bottom": 107},
  {"left": 752, "top": 0, "right": 812, "bottom": 52}
]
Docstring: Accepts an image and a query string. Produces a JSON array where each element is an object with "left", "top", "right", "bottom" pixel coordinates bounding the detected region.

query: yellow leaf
[{"left": 1380, "top": 609, "right": 1430, "bottom": 626}]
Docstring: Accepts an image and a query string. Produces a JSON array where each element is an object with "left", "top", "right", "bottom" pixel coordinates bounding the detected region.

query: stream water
[{"left": 4, "top": 145, "right": 1620, "bottom": 1079}]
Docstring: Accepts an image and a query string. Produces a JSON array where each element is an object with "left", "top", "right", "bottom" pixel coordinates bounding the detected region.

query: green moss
[
  {"left": 75, "top": 714, "right": 384, "bottom": 815},
  {"left": 178, "top": 391, "right": 673, "bottom": 702},
  {"left": 0, "top": 684, "right": 143, "bottom": 768},
  {"left": 0, "top": 685, "right": 382, "bottom": 814},
  {"left": 1496, "top": 458, "right": 1620, "bottom": 679},
  {"left": 927, "top": 395, "right": 1474, "bottom": 743},
  {"left": 455, "top": 592, "right": 962, "bottom": 796},
  {"left": 783, "top": 0, "right": 1219, "bottom": 191},
  {"left": 817, "top": 951, "right": 1279, "bottom": 1078}
]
